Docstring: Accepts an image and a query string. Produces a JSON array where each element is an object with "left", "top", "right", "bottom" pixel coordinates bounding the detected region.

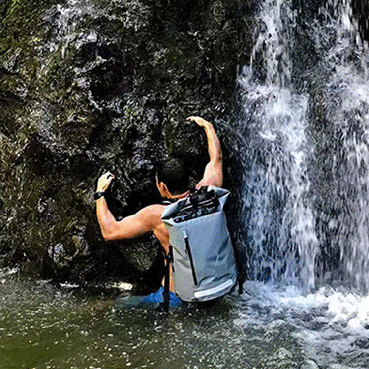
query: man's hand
[
  {"left": 186, "top": 116, "right": 212, "bottom": 128},
  {"left": 96, "top": 172, "right": 115, "bottom": 192}
]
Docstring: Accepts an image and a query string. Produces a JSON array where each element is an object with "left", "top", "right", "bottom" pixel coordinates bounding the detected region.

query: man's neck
[{"left": 166, "top": 190, "right": 190, "bottom": 201}]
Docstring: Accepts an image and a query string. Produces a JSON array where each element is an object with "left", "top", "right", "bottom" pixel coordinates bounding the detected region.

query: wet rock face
[{"left": 0, "top": 0, "right": 255, "bottom": 290}]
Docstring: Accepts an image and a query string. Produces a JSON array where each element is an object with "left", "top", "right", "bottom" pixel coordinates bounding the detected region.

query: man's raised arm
[{"left": 187, "top": 116, "right": 223, "bottom": 188}]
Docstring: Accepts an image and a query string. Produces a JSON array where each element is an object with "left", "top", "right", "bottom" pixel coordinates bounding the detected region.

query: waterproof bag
[{"left": 161, "top": 186, "right": 237, "bottom": 303}]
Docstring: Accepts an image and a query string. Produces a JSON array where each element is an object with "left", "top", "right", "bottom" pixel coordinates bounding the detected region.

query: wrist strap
[{"left": 94, "top": 191, "right": 106, "bottom": 200}]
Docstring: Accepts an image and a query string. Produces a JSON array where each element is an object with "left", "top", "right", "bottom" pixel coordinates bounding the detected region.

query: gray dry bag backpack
[{"left": 161, "top": 186, "right": 238, "bottom": 308}]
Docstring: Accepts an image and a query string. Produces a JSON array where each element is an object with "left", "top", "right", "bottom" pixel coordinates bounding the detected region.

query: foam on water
[{"left": 235, "top": 282, "right": 369, "bottom": 368}]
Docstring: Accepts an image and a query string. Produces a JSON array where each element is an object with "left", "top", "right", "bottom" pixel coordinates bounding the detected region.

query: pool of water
[{"left": 1, "top": 268, "right": 369, "bottom": 369}]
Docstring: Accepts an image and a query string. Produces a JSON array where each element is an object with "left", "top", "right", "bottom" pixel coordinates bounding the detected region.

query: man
[{"left": 95, "top": 116, "right": 223, "bottom": 304}]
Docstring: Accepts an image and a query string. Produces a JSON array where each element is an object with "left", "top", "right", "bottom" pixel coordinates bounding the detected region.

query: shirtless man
[{"left": 95, "top": 116, "right": 223, "bottom": 302}]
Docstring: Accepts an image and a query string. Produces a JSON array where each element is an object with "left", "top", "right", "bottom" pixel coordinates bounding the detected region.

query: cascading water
[
  {"left": 313, "top": 0, "right": 369, "bottom": 293},
  {"left": 234, "top": 0, "right": 369, "bottom": 294},
  {"left": 234, "top": 0, "right": 318, "bottom": 291},
  {"left": 233, "top": 0, "right": 369, "bottom": 367}
]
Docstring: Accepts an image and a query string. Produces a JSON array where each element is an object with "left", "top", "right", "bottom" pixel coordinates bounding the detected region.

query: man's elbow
[{"left": 101, "top": 228, "right": 116, "bottom": 242}]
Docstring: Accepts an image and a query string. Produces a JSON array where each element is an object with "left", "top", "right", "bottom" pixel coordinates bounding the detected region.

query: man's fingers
[
  {"left": 105, "top": 173, "right": 115, "bottom": 187},
  {"left": 103, "top": 172, "right": 114, "bottom": 180},
  {"left": 186, "top": 116, "right": 197, "bottom": 122},
  {"left": 186, "top": 116, "right": 208, "bottom": 127},
  {"left": 96, "top": 172, "right": 115, "bottom": 192},
  {"left": 186, "top": 116, "right": 201, "bottom": 125}
]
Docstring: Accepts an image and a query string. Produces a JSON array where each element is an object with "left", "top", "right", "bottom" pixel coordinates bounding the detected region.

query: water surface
[{"left": 2, "top": 268, "right": 369, "bottom": 368}]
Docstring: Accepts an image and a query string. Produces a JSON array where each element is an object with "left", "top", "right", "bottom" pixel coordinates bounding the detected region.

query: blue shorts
[
  {"left": 140, "top": 287, "right": 182, "bottom": 307},
  {"left": 116, "top": 287, "right": 182, "bottom": 308}
]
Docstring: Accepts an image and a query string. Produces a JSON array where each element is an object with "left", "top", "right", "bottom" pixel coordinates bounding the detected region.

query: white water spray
[
  {"left": 319, "top": 0, "right": 369, "bottom": 292},
  {"left": 234, "top": 0, "right": 369, "bottom": 366},
  {"left": 236, "top": 0, "right": 369, "bottom": 292},
  {"left": 237, "top": 0, "right": 318, "bottom": 290}
]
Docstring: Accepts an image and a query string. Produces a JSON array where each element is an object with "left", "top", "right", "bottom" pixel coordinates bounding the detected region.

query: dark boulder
[{"left": 0, "top": 0, "right": 255, "bottom": 291}]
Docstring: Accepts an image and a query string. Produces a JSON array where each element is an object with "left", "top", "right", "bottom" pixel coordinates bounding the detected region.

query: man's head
[{"left": 156, "top": 158, "right": 189, "bottom": 199}]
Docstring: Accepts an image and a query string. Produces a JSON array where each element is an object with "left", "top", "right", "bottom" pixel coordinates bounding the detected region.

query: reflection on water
[{"left": 2, "top": 268, "right": 369, "bottom": 368}]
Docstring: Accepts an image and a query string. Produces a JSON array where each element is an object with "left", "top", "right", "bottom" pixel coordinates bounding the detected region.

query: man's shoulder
[
  {"left": 141, "top": 204, "right": 165, "bottom": 215},
  {"left": 137, "top": 204, "right": 165, "bottom": 224}
]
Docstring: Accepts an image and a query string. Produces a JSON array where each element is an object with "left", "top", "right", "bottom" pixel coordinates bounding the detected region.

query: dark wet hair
[{"left": 156, "top": 158, "right": 189, "bottom": 195}]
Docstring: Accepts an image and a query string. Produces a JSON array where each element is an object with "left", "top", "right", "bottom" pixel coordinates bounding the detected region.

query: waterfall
[
  {"left": 235, "top": 0, "right": 369, "bottom": 293},
  {"left": 318, "top": 0, "right": 369, "bottom": 292}
]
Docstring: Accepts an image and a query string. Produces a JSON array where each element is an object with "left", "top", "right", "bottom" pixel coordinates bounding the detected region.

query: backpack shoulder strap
[{"left": 162, "top": 246, "right": 174, "bottom": 312}]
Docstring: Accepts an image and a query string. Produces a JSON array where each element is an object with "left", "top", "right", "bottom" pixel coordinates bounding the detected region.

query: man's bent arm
[
  {"left": 95, "top": 172, "right": 156, "bottom": 241},
  {"left": 96, "top": 197, "right": 155, "bottom": 241}
]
